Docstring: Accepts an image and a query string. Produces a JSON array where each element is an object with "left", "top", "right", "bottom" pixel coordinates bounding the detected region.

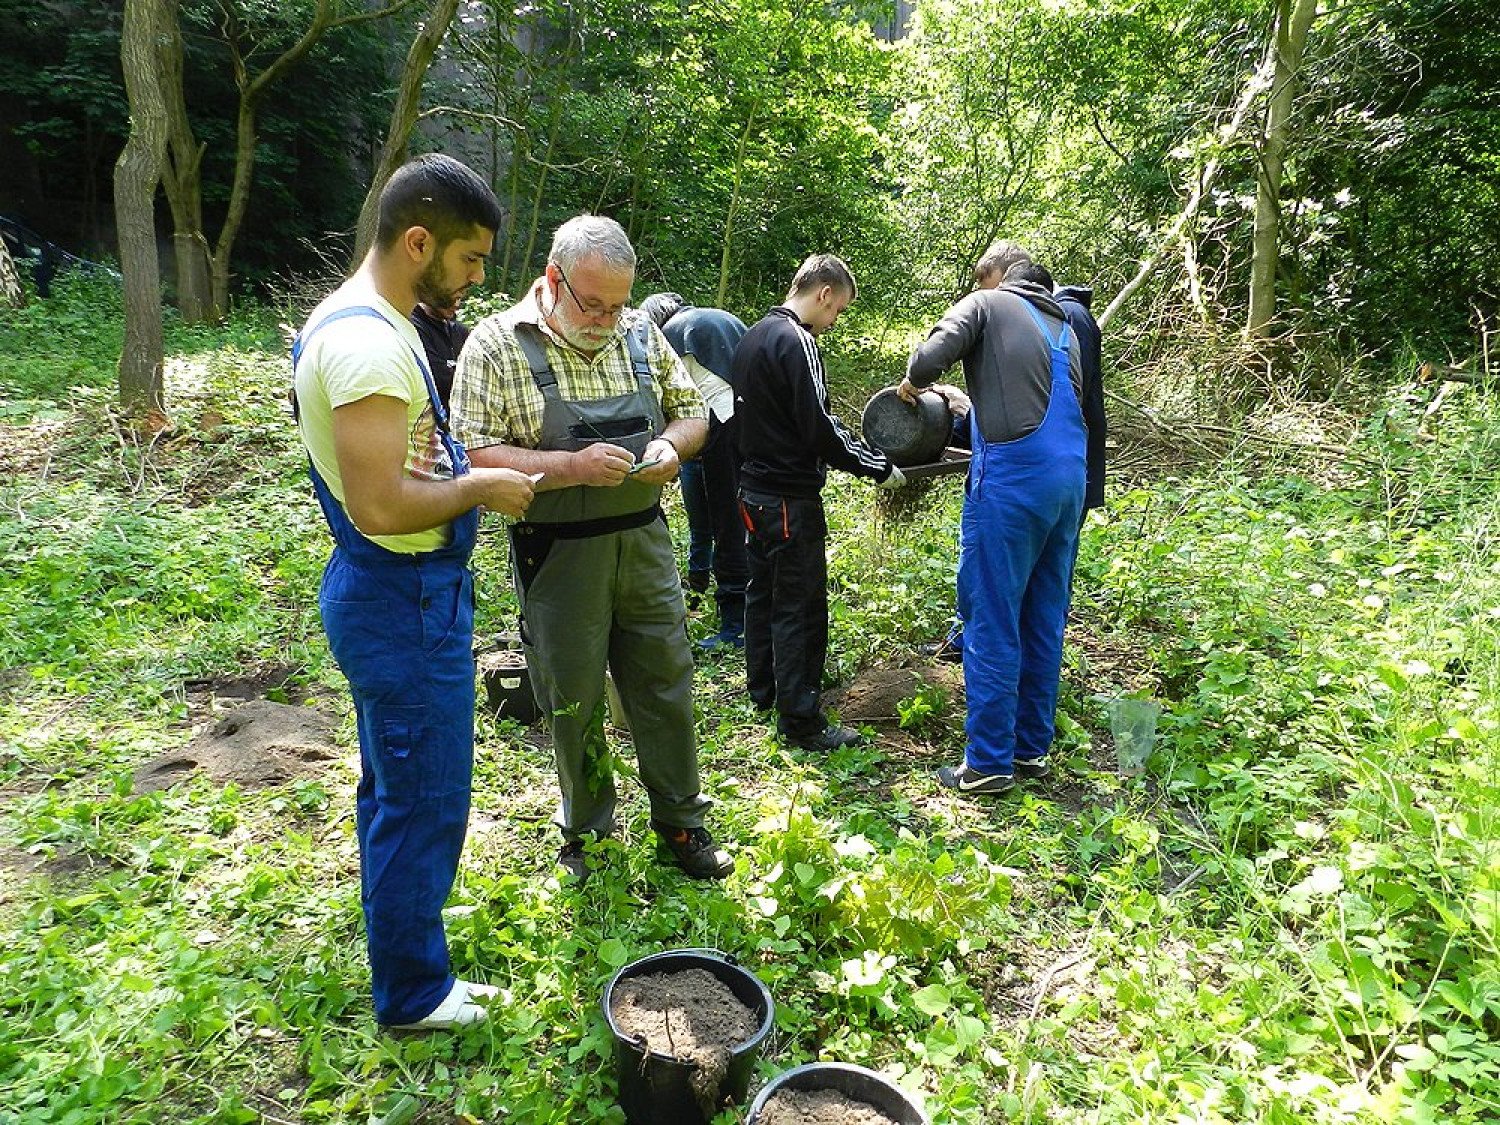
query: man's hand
[
  {"left": 929, "top": 382, "right": 972, "bottom": 418},
  {"left": 878, "top": 463, "right": 907, "bottom": 490},
  {"left": 896, "top": 376, "right": 922, "bottom": 405},
  {"left": 630, "top": 437, "right": 681, "bottom": 486},
  {"left": 472, "top": 467, "right": 535, "bottom": 518},
  {"left": 571, "top": 441, "right": 634, "bottom": 487}
]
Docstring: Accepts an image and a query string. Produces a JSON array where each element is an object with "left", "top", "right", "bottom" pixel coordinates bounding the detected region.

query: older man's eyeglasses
[{"left": 555, "top": 264, "right": 627, "bottom": 321}]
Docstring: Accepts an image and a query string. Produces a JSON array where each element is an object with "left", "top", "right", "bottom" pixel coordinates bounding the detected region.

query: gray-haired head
[
  {"left": 548, "top": 214, "right": 637, "bottom": 273},
  {"left": 974, "top": 240, "right": 1032, "bottom": 287}
]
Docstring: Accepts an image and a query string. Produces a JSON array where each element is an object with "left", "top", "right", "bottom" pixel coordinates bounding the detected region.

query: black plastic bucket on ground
[
  {"left": 603, "top": 948, "right": 775, "bottom": 1125},
  {"left": 747, "top": 1062, "right": 930, "bottom": 1125},
  {"left": 478, "top": 634, "right": 540, "bottom": 725}
]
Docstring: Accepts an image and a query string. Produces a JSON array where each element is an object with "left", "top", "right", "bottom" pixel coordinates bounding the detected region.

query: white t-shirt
[
  {"left": 294, "top": 277, "right": 452, "bottom": 554},
  {"left": 683, "top": 354, "right": 735, "bottom": 423}
]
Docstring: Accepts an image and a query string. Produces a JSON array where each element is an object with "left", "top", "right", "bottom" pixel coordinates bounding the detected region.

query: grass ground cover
[{"left": 0, "top": 288, "right": 1495, "bottom": 1124}]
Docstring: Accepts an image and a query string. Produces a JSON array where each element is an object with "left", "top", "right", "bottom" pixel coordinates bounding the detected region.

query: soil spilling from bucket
[
  {"left": 756, "top": 1088, "right": 900, "bottom": 1125},
  {"left": 610, "top": 967, "right": 758, "bottom": 1116}
]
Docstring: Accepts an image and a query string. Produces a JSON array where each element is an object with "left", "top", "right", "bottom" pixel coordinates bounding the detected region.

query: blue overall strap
[
  {"left": 293, "top": 304, "right": 452, "bottom": 432},
  {"left": 513, "top": 318, "right": 655, "bottom": 399},
  {"left": 1018, "top": 298, "right": 1072, "bottom": 357}
]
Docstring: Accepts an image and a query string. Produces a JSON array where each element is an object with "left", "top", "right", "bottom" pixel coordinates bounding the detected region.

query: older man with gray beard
[{"left": 451, "top": 214, "right": 732, "bottom": 883}]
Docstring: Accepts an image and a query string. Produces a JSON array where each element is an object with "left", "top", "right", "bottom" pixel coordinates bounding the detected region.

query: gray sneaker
[
  {"left": 1014, "top": 756, "right": 1051, "bottom": 779},
  {"left": 937, "top": 762, "right": 1015, "bottom": 795}
]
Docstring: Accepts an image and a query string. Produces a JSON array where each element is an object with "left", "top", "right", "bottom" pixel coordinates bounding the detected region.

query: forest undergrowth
[{"left": 0, "top": 279, "right": 1495, "bottom": 1124}]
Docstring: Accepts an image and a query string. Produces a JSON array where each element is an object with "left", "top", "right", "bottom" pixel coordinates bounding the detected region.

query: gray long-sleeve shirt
[{"left": 906, "top": 282, "right": 1083, "bottom": 445}]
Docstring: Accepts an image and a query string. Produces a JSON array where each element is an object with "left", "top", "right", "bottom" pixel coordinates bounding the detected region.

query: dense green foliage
[
  {"left": 0, "top": 0, "right": 399, "bottom": 285},
  {"left": 3, "top": 0, "right": 1496, "bottom": 356},
  {"left": 1, "top": 263, "right": 1495, "bottom": 1124},
  {"left": 2, "top": 3, "right": 1497, "bottom": 1120}
]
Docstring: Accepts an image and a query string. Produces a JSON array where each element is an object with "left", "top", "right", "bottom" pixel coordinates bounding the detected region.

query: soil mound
[
  {"left": 135, "top": 699, "right": 338, "bottom": 792},
  {"left": 826, "top": 663, "right": 962, "bottom": 727}
]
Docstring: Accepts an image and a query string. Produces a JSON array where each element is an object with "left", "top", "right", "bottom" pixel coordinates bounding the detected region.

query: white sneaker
[{"left": 388, "top": 979, "right": 499, "bottom": 1031}]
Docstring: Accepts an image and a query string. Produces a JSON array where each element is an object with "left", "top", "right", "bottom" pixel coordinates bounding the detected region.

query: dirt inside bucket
[
  {"left": 756, "top": 1087, "right": 901, "bottom": 1125},
  {"left": 611, "top": 966, "right": 758, "bottom": 1115},
  {"left": 479, "top": 649, "right": 526, "bottom": 672}
]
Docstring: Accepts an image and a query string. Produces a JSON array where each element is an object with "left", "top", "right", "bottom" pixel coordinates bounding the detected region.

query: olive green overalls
[{"left": 509, "top": 321, "right": 711, "bottom": 841}]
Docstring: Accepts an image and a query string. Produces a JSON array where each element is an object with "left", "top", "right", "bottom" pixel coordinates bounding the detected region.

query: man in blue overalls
[
  {"left": 899, "top": 261, "right": 1088, "bottom": 794},
  {"left": 293, "top": 155, "right": 537, "bottom": 1030},
  {"left": 452, "top": 215, "right": 733, "bottom": 883}
]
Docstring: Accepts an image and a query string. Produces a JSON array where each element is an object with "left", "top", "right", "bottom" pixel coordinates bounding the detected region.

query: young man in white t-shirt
[{"left": 293, "top": 154, "right": 534, "bottom": 1031}]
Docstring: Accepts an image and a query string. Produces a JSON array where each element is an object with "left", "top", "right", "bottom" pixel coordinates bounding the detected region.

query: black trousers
[
  {"left": 740, "top": 489, "right": 828, "bottom": 738},
  {"left": 702, "top": 417, "right": 748, "bottom": 633}
]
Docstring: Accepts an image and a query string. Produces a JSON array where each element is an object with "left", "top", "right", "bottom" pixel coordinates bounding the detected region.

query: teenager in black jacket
[{"left": 732, "top": 254, "right": 904, "bottom": 752}]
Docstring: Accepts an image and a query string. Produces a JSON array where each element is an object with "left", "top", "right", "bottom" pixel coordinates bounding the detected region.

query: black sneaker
[
  {"left": 918, "top": 639, "right": 963, "bottom": 665},
  {"left": 1014, "top": 756, "right": 1051, "bottom": 779},
  {"left": 937, "top": 761, "right": 1015, "bottom": 795},
  {"left": 653, "top": 822, "right": 734, "bottom": 880},
  {"left": 790, "top": 723, "right": 864, "bottom": 752},
  {"left": 557, "top": 840, "right": 592, "bottom": 882}
]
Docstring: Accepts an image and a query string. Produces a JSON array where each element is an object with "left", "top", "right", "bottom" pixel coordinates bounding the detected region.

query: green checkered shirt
[{"left": 452, "top": 281, "right": 706, "bottom": 451}]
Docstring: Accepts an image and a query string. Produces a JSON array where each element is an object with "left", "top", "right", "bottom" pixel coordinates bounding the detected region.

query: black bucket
[
  {"left": 747, "top": 1062, "right": 930, "bottom": 1125},
  {"left": 478, "top": 634, "right": 540, "bottom": 725},
  {"left": 603, "top": 948, "right": 775, "bottom": 1125},
  {"left": 861, "top": 386, "right": 952, "bottom": 467}
]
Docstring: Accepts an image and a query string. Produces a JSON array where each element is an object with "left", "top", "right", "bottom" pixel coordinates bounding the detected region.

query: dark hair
[
  {"left": 640, "top": 291, "right": 685, "bottom": 327},
  {"left": 376, "top": 154, "right": 503, "bottom": 250},
  {"left": 1004, "top": 261, "right": 1054, "bottom": 291},
  {"left": 789, "top": 253, "right": 856, "bottom": 299}
]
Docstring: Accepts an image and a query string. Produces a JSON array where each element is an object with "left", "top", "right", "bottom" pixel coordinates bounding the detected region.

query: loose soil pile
[
  {"left": 610, "top": 967, "right": 759, "bottom": 1114},
  {"left": 827, "top": 664, "right": 962, "bottom": 727},
  {"left": 755, "top": 1087, "right": 901, "bottom": 1125},
  {"left": 134, "top": 699, "right": 338, "bottom": 792}
]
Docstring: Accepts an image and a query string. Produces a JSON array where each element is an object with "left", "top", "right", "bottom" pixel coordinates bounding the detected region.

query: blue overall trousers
[
  {"left": 293, "top": 307, "right": 479, "bottom": 1027},
  {"left": 959, "top": 302, "right": 1087, "bottom": 775}
]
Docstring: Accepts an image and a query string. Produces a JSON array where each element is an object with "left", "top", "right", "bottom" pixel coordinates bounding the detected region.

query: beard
[
  {"left": 550, "top": 300, "right": 615, "bottom": 353},
  {"left": 557, "top": 319, "right": 614, "bottom": 352},
  {"left": 415, "top": 257, "right": 467, "bottom": 311}
]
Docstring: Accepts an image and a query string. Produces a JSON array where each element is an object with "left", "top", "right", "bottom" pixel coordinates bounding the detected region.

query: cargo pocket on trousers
[
  {"left": 368, "top": 703, "right": 426, "bottom": 798},
  {"left": 738, "top": 492, "right": 789, "bottom": 547}
]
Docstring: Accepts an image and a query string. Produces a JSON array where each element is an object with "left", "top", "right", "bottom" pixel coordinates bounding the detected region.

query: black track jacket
[{"left": 732, "top": 306, "right": 894, "bottom": 499}]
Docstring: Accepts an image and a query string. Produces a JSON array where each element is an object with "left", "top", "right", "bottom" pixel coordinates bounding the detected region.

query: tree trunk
[
  {"left": 210, "top": 97, "right": 260, "bottom": 316},
  {"left": 499, "top": 127, "right": 524, "bottom": 290},
  {"left": 1098, "top": 59, "right": 1271, "bottom": 331},
  {"left": 114, "top": 0, "right": 173, "bottom": 415},
  {"left": 208, "top": 0, "right": 414, "bottom": 312},
  {"left": 159, "top": 2, "right": 215, "bottom": 322},
  {"left": 1247, "top": 0, "right": 1319, "bottom": 338},
  {"left": 716, "top": 106, "right": 760, "bottom": 309},
  {"left": 350, "top": 0, "right": 461, "bottom": 268},
  {"left": 0, "top": 236, "right": 24, "bottom": 309},
  {"left": 519, "top": 101, "right": 563, "bottom": 283}
]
